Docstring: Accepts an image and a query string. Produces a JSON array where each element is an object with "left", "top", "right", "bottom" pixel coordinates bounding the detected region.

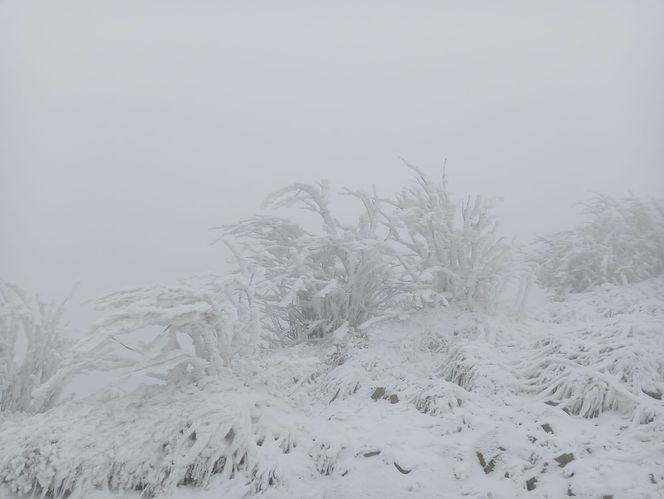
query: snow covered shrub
[
  {"left": 223, "top": 181, "right": 398, "bottom": 340},
  {"left": 223, "top": 166, "right": 512, "bottom": 338},
  {"left": 534, "top": 194, "right": 664, "bottom": 295},
  {"left": 375, "top": 164, "right": 511, "bottom": 310},
  {"left": 92, "top": 272, "right": 259, "bottom": 381},
  {"left": 0, "top": 283, "right": 71, "bottom": 414}
]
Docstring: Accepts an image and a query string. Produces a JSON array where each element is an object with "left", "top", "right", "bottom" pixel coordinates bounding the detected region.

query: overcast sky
[{"left": 1, "top": 1, "right": 663, "bottom": 328}]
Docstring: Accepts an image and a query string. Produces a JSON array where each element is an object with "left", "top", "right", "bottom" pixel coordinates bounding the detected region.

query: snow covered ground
[{"left": 2, "top": 278, "right": 663, "bottom": 499}]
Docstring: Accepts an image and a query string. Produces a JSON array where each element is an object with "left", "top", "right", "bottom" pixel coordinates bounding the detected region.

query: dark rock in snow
[
  {"left": 371, "top": 387, "right": 386, "bottom": 400},
  {"left": 554, "top": 453, "right": 575, "bottom": 468},
  {"left": 476, "top": 451, "right": 496, "bottom": 474}
]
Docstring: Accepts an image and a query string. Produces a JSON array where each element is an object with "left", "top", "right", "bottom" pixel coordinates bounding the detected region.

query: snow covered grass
[
  {"left": 0, "top": 377, "right": 306, "bottom": 498},
  {"left": 520, "top": 328, "right": 663, "bottom": 421},
  {"left": 521, "top": 277, "right": 664, "bottom": 422},
  {"left": 1, "top": 278, "right": 663, "bottom": 498}
]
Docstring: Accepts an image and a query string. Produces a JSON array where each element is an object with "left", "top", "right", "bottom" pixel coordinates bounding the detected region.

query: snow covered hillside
[{"left": 2, "top": 277, "right": 663, "bottom": 499}]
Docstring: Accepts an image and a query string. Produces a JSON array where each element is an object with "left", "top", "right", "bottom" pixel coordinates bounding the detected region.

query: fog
[{"left": 2, "top": 0, "right": 663, "bottom": 329}]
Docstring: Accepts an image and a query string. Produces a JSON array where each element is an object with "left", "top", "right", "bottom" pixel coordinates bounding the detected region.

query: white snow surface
[{"left": 2, "top": 278, "right": 663, "bottom": 499}]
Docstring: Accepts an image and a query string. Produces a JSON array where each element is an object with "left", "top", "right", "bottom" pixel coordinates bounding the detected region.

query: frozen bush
[
  {"left": 223, "top": 167, "right": 511, "bottom": 340},
  {"left": 375, "top": 164, "right": 511, "bottom": 309},
  {"left": 534, "top": 194, "right": 664, "bottom": 295},
  {"left": 0, "top": 283, "right": 71, "bottom": 413},
  {"left": 223, "top": 181, "right": 398, "bottom": 341},
  {"left": 91, "top": 266, "right": 260, "bottom": 382}
]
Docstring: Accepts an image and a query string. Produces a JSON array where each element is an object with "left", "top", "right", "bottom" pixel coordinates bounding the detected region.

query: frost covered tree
[
  {"left": 223, "top": 181, "right": 399, "bottom": 341},
  {"left": 534, "top": 194, "right": 664, "bottom": 295},
  {"left": 0, "top": 283, "right": 71, "bottom": 413},
  {"left": 373, "top": 164, "right": 510, "bottom": 310}
]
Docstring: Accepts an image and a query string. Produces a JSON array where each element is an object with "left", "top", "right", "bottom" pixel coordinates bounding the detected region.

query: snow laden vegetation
[
  {"left": 534, "top": 194, "right": 664, "bottom": 295},
  {"left": 0, "top": 283, "right": 73, "bottom": 414},
  {"left": 1, "top": 170, "right": 663, "bottom": 499},
  {"left": 221, "top": 165, "right": 510, "bottom": 340}
]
